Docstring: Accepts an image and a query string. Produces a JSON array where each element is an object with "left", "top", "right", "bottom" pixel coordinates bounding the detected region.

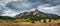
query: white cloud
[
  {"left": 37, "top": 4, "right": 60, "bottom": 16},
  {"left": 2, "top": 9, "right": 18, "bottom": 17}
]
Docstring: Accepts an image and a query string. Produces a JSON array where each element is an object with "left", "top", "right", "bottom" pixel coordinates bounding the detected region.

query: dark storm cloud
[
  {"left": 5, "top": 1, "right": 32, "bottom": 12},
  {"left": 5, "top": 0, "right": 43, "bottom": 12},
  {"left": 0, "top": 5, "right": 6, "bottom": 15}
]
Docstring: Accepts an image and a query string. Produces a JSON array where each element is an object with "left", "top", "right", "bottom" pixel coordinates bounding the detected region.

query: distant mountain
[{"left": 15, "top": 9, "right": 60, "bottom": 19}]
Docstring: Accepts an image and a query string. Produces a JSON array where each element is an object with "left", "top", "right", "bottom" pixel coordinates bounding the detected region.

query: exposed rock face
[
  {"left": 15, "top": 9, "right": 41, "bottom": 18},
  {"left": 33, "top": 9, "right": 40, "bottom": 15}
]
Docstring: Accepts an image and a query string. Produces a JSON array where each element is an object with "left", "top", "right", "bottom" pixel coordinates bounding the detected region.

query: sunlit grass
[{"left": 0, "top": 19, "right": 60, "bottom": 26}]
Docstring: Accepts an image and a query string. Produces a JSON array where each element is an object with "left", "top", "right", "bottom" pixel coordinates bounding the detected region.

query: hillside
[
  {"left": 15, "top": 9, "right": 60, "bottom": 19},
  {"left": 14, "top": 9, "right": 60, "bottom": 23}
]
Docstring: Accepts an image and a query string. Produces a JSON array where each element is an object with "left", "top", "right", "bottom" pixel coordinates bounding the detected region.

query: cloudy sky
[{"left": 0, "top": 0, "right": 60, "bottom": 17}]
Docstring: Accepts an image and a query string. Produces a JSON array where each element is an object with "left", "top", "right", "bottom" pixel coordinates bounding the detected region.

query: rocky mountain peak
[
  {"left": 15, "top": 9, "right": 59, "bottom": 18},
  {"left": 34, "top": 9, "right": 39, "bottom": 12},
  {"left": 15, "top": 9, "right": 41, "bottom": 18},
  {"left": 33, "top": 9, "right": 40, "bottom": 15}
]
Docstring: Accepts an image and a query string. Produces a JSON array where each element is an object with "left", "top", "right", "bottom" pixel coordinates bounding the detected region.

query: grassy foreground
[
  {"left": 0, "top": 19, "right": 60, "bottom": 26},
  {"left": 0, "top": 22, "right": 60, "bottom": 26}
]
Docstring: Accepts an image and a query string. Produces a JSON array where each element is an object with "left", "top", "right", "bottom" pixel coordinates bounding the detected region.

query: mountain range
[{"left": 15, "top": 9, "right": 59, "bottom": 19}]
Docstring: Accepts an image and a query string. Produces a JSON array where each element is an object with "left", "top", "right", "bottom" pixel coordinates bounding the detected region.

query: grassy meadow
[{"left": 0, "top": 19, "right": 60, "bottom": 26}]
